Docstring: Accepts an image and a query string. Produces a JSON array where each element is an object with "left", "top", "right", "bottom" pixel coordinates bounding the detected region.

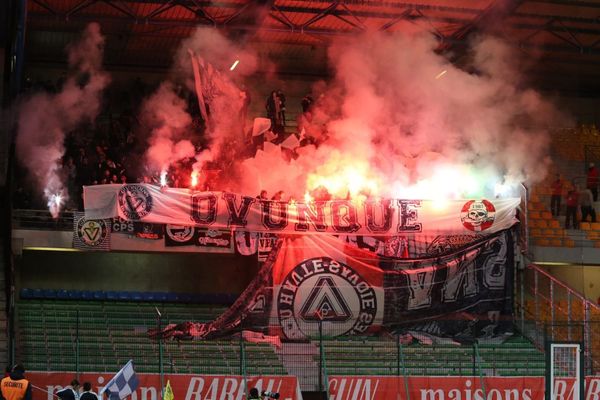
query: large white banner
[{"left": 84, "top": 184, "right": 520, "bottom": 235}]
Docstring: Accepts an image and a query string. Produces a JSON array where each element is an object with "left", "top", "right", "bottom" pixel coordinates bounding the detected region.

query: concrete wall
[
  {"left": 540, "top": 264, "right": 600, "bottom": 304},
  {"left": 16, "top": 249, "right": 259, "bottom": 294}
]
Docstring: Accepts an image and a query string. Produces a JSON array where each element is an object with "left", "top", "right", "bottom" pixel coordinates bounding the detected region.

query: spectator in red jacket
[
  {"left": 565, "top": 187, "right": 579, "bottom": 229},
  {"left": 587, "top": 162, "right": 599, "bottom": 201}
]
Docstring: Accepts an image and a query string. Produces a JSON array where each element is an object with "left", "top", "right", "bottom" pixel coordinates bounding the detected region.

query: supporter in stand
[
  {"left": 565, "top": 186, "right": 579, "bottom": 229},
  {"left": 257, "top": 190, "right": 268, "bottom": 200},
  {"left": 587, "top": 162, "right": 599, "bottom": 201},
  {"left": 0, "top": 364, "right": 31, "bottom": 400},
  {"left": 579, "top": 187, "right": 596, "bottom": 223},
  {"left": 550, "top": 174, "right": 563, "bottom": 217},
  {"left": 271, "top": 190, "right": 284, "bottom": 201}
]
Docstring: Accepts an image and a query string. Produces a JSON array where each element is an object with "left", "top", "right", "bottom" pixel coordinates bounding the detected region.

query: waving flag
[
  {"left": 163, "top": 380, "right": 174, "bottom": 400},
  {"left": 101, "top": 360, "right": 139, "bottom": 400}
]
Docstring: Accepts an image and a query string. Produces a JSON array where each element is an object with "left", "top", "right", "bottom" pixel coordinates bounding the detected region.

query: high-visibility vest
[{"left": 1, "top": 377, "right": 29, "bottom": 400}]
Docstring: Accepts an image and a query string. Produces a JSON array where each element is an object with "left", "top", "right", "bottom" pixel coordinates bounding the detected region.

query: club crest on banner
[
  {"left": 73, "top": 212, "right": 111, "bottom": 251},
  {"left": 77, "top": 218, "right": 108, "bottom": 247},
  {"left": 166, "top": 225, "right": 195, "bottom": 242},
  {"left": 277, "top": 257, "right": 377, "bottom": 339},
  {"left": 460, "top": 200, "right": 496, "bottom": 232},
  {"left": 118, "top": 185, "right": 153, "bottom": 220}
]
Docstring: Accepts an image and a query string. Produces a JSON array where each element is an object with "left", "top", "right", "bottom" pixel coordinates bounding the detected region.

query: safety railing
[
  {"left": 15, "top": 299, "right": 546, "bottom": 392},
  {"left": 515, "top": 263, "right": 600, "bottom": 375}
]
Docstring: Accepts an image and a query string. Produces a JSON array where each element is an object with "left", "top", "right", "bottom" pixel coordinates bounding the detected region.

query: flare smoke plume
[
  {"left": 16, "top": 23, "right": 110, "bottom": 217},
  {"left": 234, "top": 30, "right": 560, "bottom": 198},
  {"left": 146, "top": 27, "right": 563, "bottom": 199}
]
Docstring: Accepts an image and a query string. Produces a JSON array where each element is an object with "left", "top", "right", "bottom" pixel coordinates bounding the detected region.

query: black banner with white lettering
[
  {"left": 111, "top": 217, "right": 164, "bottom": 240},
  {"left": 164, "top": 225, "right": 232, "bottom": 249},
  {"left": 152, "top": 228, "right": 515, "bottom": 343}
]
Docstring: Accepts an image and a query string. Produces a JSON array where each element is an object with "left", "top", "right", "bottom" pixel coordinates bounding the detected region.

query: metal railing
[{"left": 515, "top": 263, "right": 600, "bottom": 375}]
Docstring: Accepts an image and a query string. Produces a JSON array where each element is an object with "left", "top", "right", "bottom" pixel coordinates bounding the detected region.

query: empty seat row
[{"left": 20, "top": 288, "right": 238, "bottom": 304}]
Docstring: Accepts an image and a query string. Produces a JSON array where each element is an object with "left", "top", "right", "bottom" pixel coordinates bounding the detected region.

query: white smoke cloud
[
  {"left": 16, "top": 23, "right": 110, "bottom": 217},
  {"left": 141, "top": 82, "right": 195, "bottom": 173}
]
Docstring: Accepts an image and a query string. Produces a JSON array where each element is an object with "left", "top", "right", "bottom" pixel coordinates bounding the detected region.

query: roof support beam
[
  {"left": 144, "top": 0, "right": 176, "bottom": 20},
  {"left": 301, "top": 1, "right": 339, "bottom": 30},
  {"left": 102, "top": 0, "right": 136, "bottom": 18},
  {"left": 31, "top": 0, "right": 58, "bottom": 15},
  {"left": 66, "top": 0, "right": 97, "bottom": 18}
]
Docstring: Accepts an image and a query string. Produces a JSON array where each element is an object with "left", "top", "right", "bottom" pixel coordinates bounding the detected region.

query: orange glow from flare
[
  {"left": 191, "top": 171, "right": 198, "bottom": 188},
  {"left": 304, "top": 191, "right": 313, "bottom": 203},
  {"left": 306, "top": 158, "right": 380, "bottom": 200}
]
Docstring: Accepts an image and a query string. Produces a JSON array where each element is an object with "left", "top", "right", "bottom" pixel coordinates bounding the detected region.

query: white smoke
[
  {"left": 141, "top": 82, "right": 195, "bottom": 173},
  {"left": 16, "top": 23, "right": 110, "bottom": 217}
]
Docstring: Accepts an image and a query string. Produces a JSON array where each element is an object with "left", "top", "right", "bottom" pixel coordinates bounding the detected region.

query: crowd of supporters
[{"left": 13, "top": 76, "right": 325, "bottom": 211}]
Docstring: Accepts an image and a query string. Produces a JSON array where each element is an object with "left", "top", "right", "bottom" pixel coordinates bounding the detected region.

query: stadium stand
[
  {"left": 16, "top": 299, "right": 287, "bottom": 375},
  {"left": 319, "top": 336, "right": 546, "bottom": 377}
]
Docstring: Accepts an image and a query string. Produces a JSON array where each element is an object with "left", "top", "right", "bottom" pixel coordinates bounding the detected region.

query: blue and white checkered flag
[{"left": 101, "top": 360, "right": 139, "bottom": 400}]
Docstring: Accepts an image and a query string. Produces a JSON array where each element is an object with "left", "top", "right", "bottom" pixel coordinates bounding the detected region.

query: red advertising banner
[
  {"left": 328, "top": 376, "right": 600, "bottom": 400},
  {"left": 27, "top": 373, "right": 302, "bottom": 400}
]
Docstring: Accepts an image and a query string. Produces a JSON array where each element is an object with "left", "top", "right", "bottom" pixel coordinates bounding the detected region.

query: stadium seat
[
  {"left": 93, "top": 291, "right": 106, "bottom": 300},
  {"left": 117, "top": 291, "right": 132, "bottom": 301},
  {"left": 153, "top": 292, "right": 168, "bottom": 302},
  {"left": 42, "top": 289, "right": 57, "bottom": 299},
  {"left": 131, "top": 292, "right": 143, "bottom": 301},
  {"left": 20, "top": 288, "right": 33, "bottom": 299},
  {"left": 141, "top": 292, "right": 155, "bottom": 302},
  {"left": 106, "top": 291, "right": 118, "bottom": 301},
  {"left": 166, "top": 293, "right": 179, "bottom": 303}
]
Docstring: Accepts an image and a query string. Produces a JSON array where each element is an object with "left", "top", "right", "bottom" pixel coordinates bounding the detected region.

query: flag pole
[{"left": 156, "top": 307, "right": 165, "bottom": 400}]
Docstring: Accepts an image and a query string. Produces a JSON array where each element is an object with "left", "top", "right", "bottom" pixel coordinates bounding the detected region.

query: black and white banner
[
  {"left": 85, "top": 184, "right": 520, "bottom": 235},
  {"left": 111, "top": 217, "right": 164, "bottom": 240},
  {"left": 154, "top": 229, "right": 515, "bottom": 342},
  {"left": 164, "top": 225, "right": 232, "bottom": 250},
  {"left": 73, "top": 212, "right": 111, "bottom": 251}
]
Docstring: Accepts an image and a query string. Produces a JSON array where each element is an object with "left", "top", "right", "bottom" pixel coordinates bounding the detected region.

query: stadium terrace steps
[
  {"left": 16, "top": 300, "right": 286, "bottom": 375},
  {"left": 319, "top": 336, "right": 545, "bottom": 377}
]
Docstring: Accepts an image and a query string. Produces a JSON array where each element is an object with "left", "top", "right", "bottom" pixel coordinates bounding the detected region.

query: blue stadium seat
[
  {"left": 93, "top": 291, "right": 106, "bottom": 300},
  {"left": 190, "top": 293, "right": 210, "bottom": 303},
  {"left": 166, "top": 293, "right": 178, "bottom": 303},
  {"left": 118, "top": 291, "right": 132, "bottom": 301},
  {"left": 68, "top": 290, "right": 83, "bottom": 300},
  {"left": 56, "top": 289, "right": 69, "bottom": 300},
  {"left": 20, "top": 288, "right": 33, "bottom": 299},
  {"left": 106, "top": 291, "right": 118, "bottom": 301},
  {"left": 154, "top": 292, "right": 168, "bottom": 302},
  {"left": 42, "top": 289, "right": 57, "bottom": 299},
  {"left": 80, "top": 291, "right": 93, "bottom": 300},
  {"left": 178, "top": 293, "right": 192, "bottom": 303},
  {"left": 131, "top": 292, "right": 143, "bottom": 301},
  {"left": 31, "top": 289, "right": 44, "bottom": 299},
  {"left": 141, "top": 292, "right": 155, "bottom": 302}
]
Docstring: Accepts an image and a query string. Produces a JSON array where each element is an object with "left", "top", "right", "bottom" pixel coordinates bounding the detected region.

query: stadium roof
[{"left": 25, "top": 0, "right": 600, "bottom": 95}]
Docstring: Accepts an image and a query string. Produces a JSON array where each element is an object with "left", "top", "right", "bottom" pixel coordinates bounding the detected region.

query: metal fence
[
  {"left": 515, "top": 264, "right": 600, "bottom": 375},
  {"left": 16, "top": 299, "right": 549, "bottom": 392}
]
